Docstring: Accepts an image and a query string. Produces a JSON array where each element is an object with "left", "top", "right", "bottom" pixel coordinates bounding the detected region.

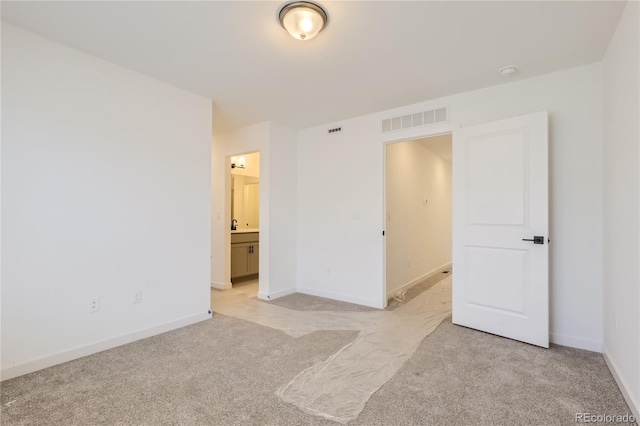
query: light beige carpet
[{"left": 1, "top": 273, "right": 634, "bottom": 425}]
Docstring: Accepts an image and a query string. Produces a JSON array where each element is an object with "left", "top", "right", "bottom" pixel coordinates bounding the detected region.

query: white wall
[
  {"left": 267, "top": 122, "right": 298, "bottom": 298},
  {"left": 297, "top": 114, "right": 387, "bottom": 307},
  {"left": 602, "top": 1, "right": 640, "bottom": 417},
  {"left": 386, "top": 139, "right": 452, "bottom": 296},
  {"left": 1, "top": 24, "right": 213, "bottom": 379},
  {"left": 211, "top": 121, "right": 297, "bottom": 298},
  {"left": 297, "top": 63, "right": 604, "bottom": 350}
]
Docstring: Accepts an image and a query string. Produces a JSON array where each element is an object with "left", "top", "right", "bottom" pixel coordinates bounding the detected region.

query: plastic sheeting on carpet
[{"left": 211, "top": 277, "right": 452, "bottom": 424}]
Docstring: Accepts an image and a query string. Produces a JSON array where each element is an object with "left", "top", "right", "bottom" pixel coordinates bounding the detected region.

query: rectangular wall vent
[
  {"left": 381, "top": 106, "right": 449, "bottom": 133},
  {"left": 328, "top": 126, "right": 342, "bottom": 134}
]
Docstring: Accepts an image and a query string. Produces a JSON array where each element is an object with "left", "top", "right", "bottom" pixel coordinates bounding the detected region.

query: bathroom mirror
[{"left": 231, "top": 175, "right": 260, "bottom": 229}]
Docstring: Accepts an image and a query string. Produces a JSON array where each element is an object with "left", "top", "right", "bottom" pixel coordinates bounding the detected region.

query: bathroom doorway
[{"left": 230, "top": 152, "right": 260, "bottom": 289}]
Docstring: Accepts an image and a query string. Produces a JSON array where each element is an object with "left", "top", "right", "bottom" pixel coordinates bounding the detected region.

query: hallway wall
[{"left": 386, "top": 139, "right": 452, "bottom": 296}]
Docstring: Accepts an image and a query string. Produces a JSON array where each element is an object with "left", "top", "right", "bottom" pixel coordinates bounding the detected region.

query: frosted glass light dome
[{"left": 279, "top": 2, "right": 328, "bottom": 41}]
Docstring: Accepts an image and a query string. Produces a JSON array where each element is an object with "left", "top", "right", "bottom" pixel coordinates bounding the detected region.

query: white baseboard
[
  {"left": 386, "top": 262, "right": 452, "bottom": 298},
  {"left": 1, "top": 312, "right": 211, "bottom": 381},
  {"left": 602, "top": 348, "right": 640, "bottom": 419},
  {"left": 258, "top": 286, "right": 296, "bottom": 301},
  {"left": 211, "top": 281, "right": 232, "bottom": 290},
  {"left": 549, "top": 332, "right": 602, "bottom": 353},
  {"left": 297, "top": 287, "right": 384, "bottom": 309}
]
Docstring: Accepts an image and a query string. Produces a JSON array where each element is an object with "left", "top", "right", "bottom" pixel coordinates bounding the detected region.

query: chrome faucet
[{"left": 231, "top": 219, "right": 238, "bottom": 231}]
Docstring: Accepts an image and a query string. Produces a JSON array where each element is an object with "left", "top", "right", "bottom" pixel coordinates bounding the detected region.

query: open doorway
[
  {"left": 230, "top": 152, "right": 260, "bottom": 291},
  {"left": 384, "top": 134, "right": 452, "bottom": 306}
]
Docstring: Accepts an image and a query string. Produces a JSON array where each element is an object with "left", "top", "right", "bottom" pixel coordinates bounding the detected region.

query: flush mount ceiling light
[{"left": 279, "top": 1, "right": 328, "bottom": 41}]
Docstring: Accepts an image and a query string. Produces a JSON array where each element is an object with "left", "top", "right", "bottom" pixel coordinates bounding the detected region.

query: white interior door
[{"left": 452, "top": 111, "right": 549, "bottom": 348}]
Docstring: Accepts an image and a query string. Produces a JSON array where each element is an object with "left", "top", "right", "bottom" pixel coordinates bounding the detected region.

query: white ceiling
[{"left": 1, "top": 1, "right": 625, "bottom": 134}]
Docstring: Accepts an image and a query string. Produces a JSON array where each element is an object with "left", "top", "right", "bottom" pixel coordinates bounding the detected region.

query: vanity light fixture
[
  {"left": 231, "top": 156, "right": 246, "bottom": 169},
  {"left": 279, "top": 1, "right": 328, "bottom": 41}
]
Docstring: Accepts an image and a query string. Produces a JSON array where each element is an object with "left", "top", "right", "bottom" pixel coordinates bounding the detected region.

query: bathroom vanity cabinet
[{"left": 231, "top": 232, "right": 259, "bottom": 281}]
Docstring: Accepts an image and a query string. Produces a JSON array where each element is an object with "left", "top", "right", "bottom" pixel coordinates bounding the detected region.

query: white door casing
[{"left": 452, "top": 111, "right": 549, "bottom": 348}]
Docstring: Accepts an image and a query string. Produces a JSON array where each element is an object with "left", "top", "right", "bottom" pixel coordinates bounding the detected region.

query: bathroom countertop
[{"left": 231, "top": 228, "right": 259, "bottom": 234}]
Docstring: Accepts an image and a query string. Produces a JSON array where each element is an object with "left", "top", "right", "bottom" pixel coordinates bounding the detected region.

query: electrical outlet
[
  {"left": 89, "top": 297, "right": 100, "bottom": 313},
  {"left": 133, "top": 290, "right": 142, "bottom": 304}
]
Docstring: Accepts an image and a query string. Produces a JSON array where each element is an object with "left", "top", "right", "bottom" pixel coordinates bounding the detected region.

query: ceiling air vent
[
  {"left": 328, "top": 126, "right": 342, "bottom": 134},
  {"left": 381, "top": 106, "right": 449, "bottom": 133}
]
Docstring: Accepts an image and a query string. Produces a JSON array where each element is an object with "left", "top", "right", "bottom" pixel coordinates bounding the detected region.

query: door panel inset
[
  {"left": 466, "top": 246, "right": 527, "bottom": 315},
  {"left": 468, "top": 131, "right": 527, "bottom": 226}
]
